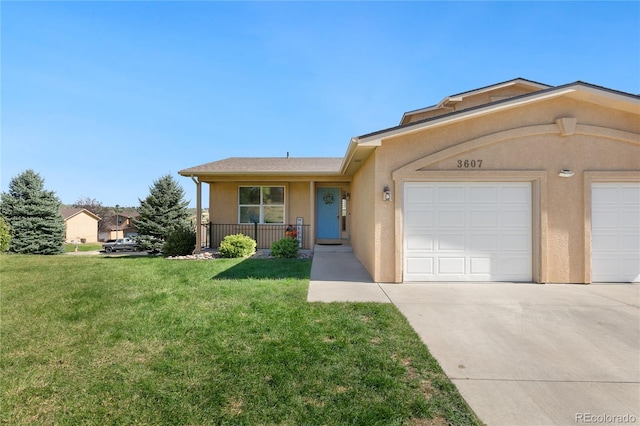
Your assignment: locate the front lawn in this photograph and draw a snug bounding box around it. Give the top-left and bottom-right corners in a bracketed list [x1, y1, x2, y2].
[1, 255, 480, 425]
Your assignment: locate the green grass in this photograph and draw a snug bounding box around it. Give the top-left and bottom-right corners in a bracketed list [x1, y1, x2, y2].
[1, 255, 481, 425]
[64, 243, 103, 252]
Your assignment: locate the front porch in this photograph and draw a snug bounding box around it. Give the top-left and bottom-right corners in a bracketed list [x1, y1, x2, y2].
[206, 223, 312, 250]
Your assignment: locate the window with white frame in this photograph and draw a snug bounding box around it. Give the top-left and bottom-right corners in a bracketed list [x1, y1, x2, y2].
[238, 186, 285, 224]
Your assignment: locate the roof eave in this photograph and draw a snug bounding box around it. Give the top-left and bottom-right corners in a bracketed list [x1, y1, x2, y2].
[63, 208, 101, 221]
[178, 170, 343, 177]
[399, 78, 552, 125]
[360, 82, 640, 145]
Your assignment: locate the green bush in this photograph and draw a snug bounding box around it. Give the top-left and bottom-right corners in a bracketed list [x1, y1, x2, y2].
[218, 234, 256, 258]
[163, 227, 196, 257]
[0, 217, 11, 253]
[270, 237, 299, 258]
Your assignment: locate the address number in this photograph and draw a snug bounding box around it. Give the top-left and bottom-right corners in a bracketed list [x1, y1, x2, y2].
[457, 159, 483, 169]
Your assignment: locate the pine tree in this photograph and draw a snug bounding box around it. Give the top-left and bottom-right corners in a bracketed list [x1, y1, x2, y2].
[134, 175, 190, 242]
[0, 169, 66, 254]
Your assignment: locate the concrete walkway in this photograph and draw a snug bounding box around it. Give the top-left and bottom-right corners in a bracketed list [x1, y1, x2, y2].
[307, 244, 391, 303]
[307, 245, 640, 426]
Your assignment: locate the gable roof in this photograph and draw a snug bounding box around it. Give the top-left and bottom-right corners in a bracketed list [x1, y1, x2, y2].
[400, 78, 551, 125]
[179, 157, 343, 176]
[361, 81, 639, 142]
[60, 208, 101, 221]
[341, 81, 640, 174]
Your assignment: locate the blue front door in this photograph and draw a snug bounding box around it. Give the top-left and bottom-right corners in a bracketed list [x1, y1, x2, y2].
[316, 187, 340, 239]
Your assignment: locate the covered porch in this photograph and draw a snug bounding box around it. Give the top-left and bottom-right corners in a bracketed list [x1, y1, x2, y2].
[179, 157, 352, 253]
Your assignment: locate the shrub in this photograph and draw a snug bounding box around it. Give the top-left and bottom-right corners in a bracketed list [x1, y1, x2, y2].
[218, 234, 256, 258]
[0, 217, 11, 253]
[163, 226, 196, 257]
[270, 237, 299, 258]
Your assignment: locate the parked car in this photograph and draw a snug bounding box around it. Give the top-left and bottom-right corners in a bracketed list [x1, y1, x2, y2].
[102, 238, 139, 253]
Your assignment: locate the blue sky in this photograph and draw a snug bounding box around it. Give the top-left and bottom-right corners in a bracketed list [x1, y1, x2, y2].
[2, 1, 639, 208]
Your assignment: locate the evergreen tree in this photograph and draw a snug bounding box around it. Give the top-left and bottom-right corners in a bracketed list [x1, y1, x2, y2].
[134, 175, 190, 242]
[0, 169, 66, 254]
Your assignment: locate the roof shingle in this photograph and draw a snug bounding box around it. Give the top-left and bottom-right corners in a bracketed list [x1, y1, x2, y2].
[179, 157, 343, 175]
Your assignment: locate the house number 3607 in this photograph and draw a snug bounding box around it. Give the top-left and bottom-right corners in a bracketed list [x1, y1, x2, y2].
[457, 159, 483, 168]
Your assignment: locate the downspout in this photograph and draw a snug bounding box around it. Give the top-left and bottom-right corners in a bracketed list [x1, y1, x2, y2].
[191, 176, 202, 254]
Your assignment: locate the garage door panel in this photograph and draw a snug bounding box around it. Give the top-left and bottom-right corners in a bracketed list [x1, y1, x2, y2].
[470, 210, 498, 227]
[438, 257, 466, 274]
[592, 186, 618, 204]
[406, 233, 435, 250]
[621, 187, 640, 204]
[499, 210, 530, 227]
[592, 211, 618, 227]
[437, 211, 465, 227]
[622, 211, 640, 228]
[592, 234, 617, 251]
[404, 182, 532, 282]
[469, 185, 498, 203]
[500, 185, 531, 203]
[405, 186, 435, 203]
[437, 187, 466, 203]
[405, 210, 435, 227]
[470, 234, 498, 251]
[622, 258, 640, 275]
[500, 257, 531, 276]
[592, 182, 640, 283]
[470, 257, 492, 274]
[438, 234, 466, 251]
[501, 234, 530, 251]
[621, 235, 640, 252]
[406, 257, 434, 274]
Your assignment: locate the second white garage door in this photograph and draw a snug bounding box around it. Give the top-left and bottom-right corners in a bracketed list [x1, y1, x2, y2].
[403, 182, 532, 282]
[591, 182, 640, 283]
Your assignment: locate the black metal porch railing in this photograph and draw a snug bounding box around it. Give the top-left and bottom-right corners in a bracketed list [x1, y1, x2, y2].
[207, 223, 311, 250]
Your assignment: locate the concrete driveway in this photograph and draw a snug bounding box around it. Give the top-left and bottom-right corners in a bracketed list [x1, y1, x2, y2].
[308, 247, 639, 424]
[379, 283, 640, 426]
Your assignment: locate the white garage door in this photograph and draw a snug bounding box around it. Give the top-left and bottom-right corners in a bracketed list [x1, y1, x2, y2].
[591, 183, 640, 283]
[403, 182, 532, 282]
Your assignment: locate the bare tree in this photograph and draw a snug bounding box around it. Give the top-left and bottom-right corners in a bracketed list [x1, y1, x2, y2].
[73, 196, 110, 219]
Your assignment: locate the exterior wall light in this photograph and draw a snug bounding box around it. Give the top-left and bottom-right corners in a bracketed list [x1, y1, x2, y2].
[558, 170, 574, 178]
[383, 186, 391, 201]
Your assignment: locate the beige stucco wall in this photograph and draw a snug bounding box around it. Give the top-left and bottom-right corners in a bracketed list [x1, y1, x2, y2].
[356, 96, 639, 283]
[65, 213, 99, 243]
[206, 177, 350, 247]
[208, 180, 313, 225]
[288, 181, 311, 225]
[350, 153, 377, 279]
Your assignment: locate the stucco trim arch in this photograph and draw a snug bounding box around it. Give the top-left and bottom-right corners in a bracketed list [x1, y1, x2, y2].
[391, 124, 640, 180]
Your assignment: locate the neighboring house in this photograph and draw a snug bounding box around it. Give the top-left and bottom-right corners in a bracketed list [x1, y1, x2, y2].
[180, 78, 640, 284]
[61, 208, 100, 243]
[98, 210, 139, 241]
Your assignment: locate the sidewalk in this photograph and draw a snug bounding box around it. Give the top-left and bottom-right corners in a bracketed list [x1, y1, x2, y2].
[306, 244, 391, 303]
